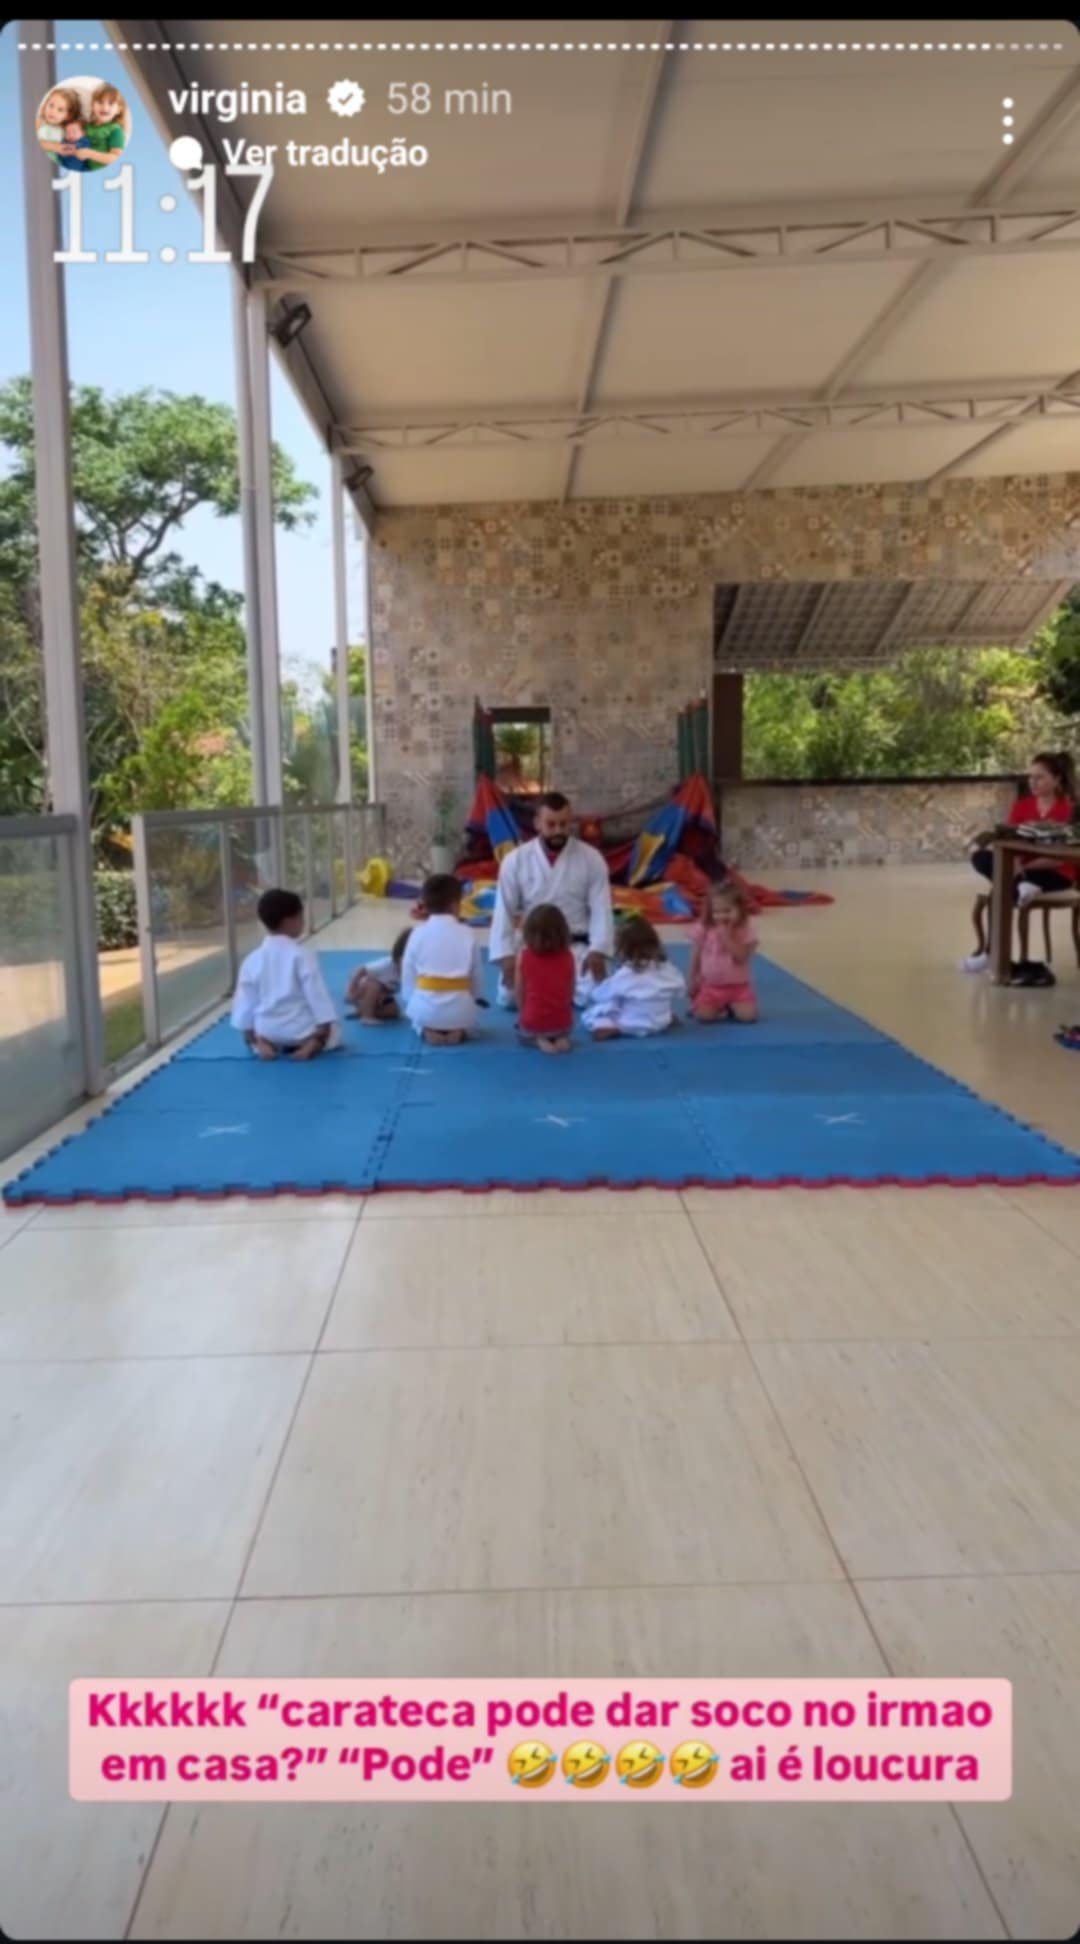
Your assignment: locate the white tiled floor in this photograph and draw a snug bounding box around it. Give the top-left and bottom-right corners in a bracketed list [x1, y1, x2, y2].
[3, 867, 1080, 1939]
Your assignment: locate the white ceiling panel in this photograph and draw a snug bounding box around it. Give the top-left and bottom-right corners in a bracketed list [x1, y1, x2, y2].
[951, 417, 1080, 477]
[571, 437, 779, 498]
[594, 264, 913, 398]
[639, 39, 1072, 207]
[370, 448, 565, 504]
[853, 257, 1080, 387]
[304, 281, 595, 412]
[766, 425, 990, 487]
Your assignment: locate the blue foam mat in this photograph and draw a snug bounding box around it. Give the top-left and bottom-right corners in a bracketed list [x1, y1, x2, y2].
[6, 948, 1080, 1201]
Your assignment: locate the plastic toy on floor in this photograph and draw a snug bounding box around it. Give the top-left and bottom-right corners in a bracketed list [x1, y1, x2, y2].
[1055, 1023, 1080, 1051]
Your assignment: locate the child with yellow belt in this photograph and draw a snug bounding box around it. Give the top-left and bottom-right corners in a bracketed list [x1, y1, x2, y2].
[400, 875, 486, 1045]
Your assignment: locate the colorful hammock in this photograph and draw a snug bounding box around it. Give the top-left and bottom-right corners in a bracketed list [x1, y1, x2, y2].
[387, 775, 832, 924]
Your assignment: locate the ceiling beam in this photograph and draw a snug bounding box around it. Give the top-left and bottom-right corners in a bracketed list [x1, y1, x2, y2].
[336, 383, 1080, 452]
[741, 63, 1080, 492]
[255, 202, 1080, 295]
[926, 363, 1080, 485]
[257, 189, 1080, 256]
[559, 22, 675, 501]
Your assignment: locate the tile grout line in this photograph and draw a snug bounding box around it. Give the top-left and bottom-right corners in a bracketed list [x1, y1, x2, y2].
[993, 1188, 1080, 1264]
[844, 1576, 1015, 1941]
[7, 1329, 1080, 1367]
[734, 1342, 853, 1588]
[680, 1199, 746, 1342]
[120, 1201, 363, 1944]
[6, 1564, 1080, 1613]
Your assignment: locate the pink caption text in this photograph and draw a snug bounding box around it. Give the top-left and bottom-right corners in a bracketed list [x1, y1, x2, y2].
[69, 1678, 1012, 1803]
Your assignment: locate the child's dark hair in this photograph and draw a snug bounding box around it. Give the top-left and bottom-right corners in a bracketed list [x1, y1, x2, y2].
[257, 887, 303, 932]
[421, 873, 462, 916]
[523, 902, 571, 955]
[1032, 750, 1077, 801]
[391, 927, 412, 963]
[704, 880, 752, 926]
[617, 916, 665, 969]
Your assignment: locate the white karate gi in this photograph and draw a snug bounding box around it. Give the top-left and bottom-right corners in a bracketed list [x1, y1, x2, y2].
[582, 959, 686, 1037]
[488, 836, 615, 1007]
[231, 935, 342, 1049]
[401, 914, 486, 1036]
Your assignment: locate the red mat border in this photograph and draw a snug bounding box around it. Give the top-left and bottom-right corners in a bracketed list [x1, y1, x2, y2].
[6, 1172, 1080, 1209]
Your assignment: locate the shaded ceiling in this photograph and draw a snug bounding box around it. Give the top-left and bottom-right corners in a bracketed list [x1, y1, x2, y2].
[115, 17, 1080, 508]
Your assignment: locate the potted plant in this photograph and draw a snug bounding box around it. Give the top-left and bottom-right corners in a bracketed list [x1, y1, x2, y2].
[430, 786, 458, 874]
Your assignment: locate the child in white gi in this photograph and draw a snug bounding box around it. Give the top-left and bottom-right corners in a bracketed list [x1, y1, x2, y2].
[582, 917, 685, 1040]
[401, 874, 486, 1045]
[231, 887, 342, 1059]
[345, 928, 411, 1023]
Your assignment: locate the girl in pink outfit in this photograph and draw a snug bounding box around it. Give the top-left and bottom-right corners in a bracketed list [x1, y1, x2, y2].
[689, 881, 759, 1023]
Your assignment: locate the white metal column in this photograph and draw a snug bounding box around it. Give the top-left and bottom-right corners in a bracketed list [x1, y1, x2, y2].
[232, 270, 268, 809]
[237, 282, 285, 883]
[330, 454, 352, 804]
[358, 512, 378, 803]
[20, 24, 105, 1094]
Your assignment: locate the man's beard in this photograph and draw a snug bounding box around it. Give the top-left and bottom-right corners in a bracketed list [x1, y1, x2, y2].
[543, 833, 569, 851]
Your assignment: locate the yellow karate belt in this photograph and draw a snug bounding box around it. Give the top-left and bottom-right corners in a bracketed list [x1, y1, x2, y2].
[415, 974, 472, 991]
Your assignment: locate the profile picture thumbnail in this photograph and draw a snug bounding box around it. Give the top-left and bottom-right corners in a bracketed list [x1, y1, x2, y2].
[37, 75, 132, 173]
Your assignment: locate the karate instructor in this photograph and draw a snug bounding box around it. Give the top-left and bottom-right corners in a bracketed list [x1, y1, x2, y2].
[488, 791, 615, 1008]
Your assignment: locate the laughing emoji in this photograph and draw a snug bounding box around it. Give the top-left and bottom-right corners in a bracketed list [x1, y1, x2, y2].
[616, 1740, 665, 1788]
[561, 1740, 611, 1789]
[670, 1740, 720, 1788]
[508, 1741, 557, 1789]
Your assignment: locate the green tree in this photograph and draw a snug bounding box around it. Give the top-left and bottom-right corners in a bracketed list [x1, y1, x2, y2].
[1033, 590, 1080, 720]
[281, 645, 369, 807]
[744, 641, 1077, 780]
[0, 378, 316, 830]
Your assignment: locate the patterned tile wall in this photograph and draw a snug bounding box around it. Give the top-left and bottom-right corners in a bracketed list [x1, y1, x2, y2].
[369, 476, 1080, 872]
[721, 780, 1017, 870]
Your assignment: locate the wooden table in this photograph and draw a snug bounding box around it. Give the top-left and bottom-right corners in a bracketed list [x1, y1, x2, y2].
[989, 835, 1080, 983]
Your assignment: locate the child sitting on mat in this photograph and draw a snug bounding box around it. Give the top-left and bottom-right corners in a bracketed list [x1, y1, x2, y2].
[231, 887, 342, 1060]
[582, 917, 685, 1040]
[689, 881, 759, 1023]
[345, 928, 411, 1024]
[401, 873, 485, 1046]
[516, 902, 575, 1054]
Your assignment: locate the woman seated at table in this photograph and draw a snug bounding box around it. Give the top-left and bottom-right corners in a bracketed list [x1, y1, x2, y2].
[962, 750, 1077, 971]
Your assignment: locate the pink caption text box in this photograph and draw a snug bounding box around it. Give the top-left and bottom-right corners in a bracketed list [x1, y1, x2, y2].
[70, 1677, 1012, 1803]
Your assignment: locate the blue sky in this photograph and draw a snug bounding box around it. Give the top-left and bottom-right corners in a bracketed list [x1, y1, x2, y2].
[0, 20, 366, 694]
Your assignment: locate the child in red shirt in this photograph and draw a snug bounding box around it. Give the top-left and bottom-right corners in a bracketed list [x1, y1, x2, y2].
[515, 903, 575, 1053]
[689, 881, 759, 1023]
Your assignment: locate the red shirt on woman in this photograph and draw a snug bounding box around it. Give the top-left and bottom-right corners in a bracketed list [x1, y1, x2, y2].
[1008, 793, 1076, 881]
[518, 947, 575, 1034]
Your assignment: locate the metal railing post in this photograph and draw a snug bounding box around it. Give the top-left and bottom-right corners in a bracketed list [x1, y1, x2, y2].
[303, 815, 315, 935]
[344, 808, 356, 908]
[132, 815, 161, 1051]
[220, 821, 238, 992]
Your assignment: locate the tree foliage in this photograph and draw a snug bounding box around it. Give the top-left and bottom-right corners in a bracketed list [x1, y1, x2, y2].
[0, 378, 320, 843]
[744, 640, 1078, 780]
